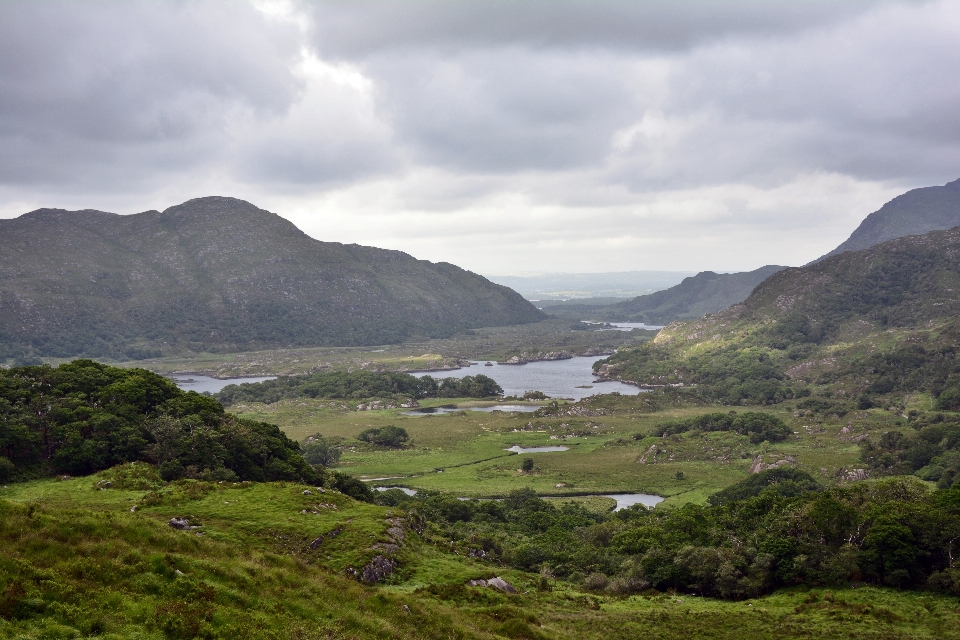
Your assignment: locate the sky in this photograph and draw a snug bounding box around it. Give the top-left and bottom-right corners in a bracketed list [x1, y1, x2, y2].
[1, 0, 957, 274]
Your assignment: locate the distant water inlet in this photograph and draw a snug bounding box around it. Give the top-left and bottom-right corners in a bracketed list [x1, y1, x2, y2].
[505, 445, 569, 453]
[170, 374, 277, 394]
[404, 404, 542, 416]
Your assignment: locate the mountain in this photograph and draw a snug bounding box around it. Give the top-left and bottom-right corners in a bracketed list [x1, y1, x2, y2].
[814, 178, 960, 262]
[595, 265, 788, 324]
[595, 226, 960, 406]
[0, 197, 544, 361]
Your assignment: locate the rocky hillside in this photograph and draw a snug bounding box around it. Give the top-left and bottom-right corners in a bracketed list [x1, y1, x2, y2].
[0, 197, 544, 360]
[595, 226, 960, 406]
[814, 178, 960, 262]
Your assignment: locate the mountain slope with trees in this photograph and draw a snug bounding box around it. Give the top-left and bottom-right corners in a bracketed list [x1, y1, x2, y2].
[814, 178, 960, 262]
[595, 226, 960, 406]
[0, 197, 544, 361]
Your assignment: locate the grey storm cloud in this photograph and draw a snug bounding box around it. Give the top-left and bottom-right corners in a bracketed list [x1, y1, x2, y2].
[0, 0, 957, 272]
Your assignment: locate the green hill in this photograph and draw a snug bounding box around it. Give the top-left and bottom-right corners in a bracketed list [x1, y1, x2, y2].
[814, 177, 960, 262]
[595, 226, 960, 406]
[0, 197, 544, 361]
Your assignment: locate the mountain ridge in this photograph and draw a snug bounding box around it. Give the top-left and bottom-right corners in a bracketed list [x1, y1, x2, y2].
[0, 196, 545, 361]
[813, 178, 960, 263]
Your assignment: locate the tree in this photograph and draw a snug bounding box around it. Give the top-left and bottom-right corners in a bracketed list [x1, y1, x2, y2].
[521, 458, 534, 472]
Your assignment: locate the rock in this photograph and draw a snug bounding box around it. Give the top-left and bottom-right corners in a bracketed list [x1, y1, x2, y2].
[500, 355, 528, 365]
[840, 426, 851, 434]
[58, 475, 71, 482]
[485, 577, 518, 593]
[838, 467, 869, 481]
[401, 604, 411, 614]
[168, 517, 201, 531]
[309, 528, 341, 549]
[129, 506, 137, 513]
[302, 490, 313, 495]
[360, 555, 396, 584]
[637, 445, 658, 465]
[174, 569, 185, 576]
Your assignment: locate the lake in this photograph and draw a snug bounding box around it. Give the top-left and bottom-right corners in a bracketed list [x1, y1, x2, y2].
[426, 355, 641, 400]
[404, 404, 542, 416]
[169, 374, 277, 394]
[505, 445, 569, 453]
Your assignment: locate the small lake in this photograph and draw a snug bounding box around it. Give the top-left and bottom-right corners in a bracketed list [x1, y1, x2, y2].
[607, 322, 664, 331]
[371, 487, 662, 511]
[375, 487, 417, 496]
[169, 374, 277, 394]
[426, 356, 641, 400]
[505, 445, 569, 453]
[596, 493, 665, 511]
[404, 404, 542, 416]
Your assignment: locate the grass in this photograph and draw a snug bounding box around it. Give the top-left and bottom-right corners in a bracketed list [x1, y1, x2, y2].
[2, 475, 960, 639]
[230, 394, 907, 504]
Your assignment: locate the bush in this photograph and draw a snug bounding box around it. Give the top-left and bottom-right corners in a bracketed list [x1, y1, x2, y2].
[0, 456, 14, 483]
[357, 425, 409, 448]
[521, 458, 534, 472]
[709, 468, 821, 506]
[301, 435, 341, 467]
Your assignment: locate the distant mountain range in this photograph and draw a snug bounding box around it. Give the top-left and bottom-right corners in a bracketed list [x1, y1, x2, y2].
[558, 178, 960, 326]
[813, 178, 960, 263]
[597, 265, 787, 325]
[596, 225, 960, 404]
[0, 197, 544, 361]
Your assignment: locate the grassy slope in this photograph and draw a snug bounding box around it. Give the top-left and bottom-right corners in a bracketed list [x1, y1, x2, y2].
[3, 476, 959, 639]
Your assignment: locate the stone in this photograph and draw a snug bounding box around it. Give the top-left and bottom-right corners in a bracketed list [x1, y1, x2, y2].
[168, 517, 201, 531]
[302, 490, 313, 495]
[360, 555, 396, 584]
[485, 577, 518, 593]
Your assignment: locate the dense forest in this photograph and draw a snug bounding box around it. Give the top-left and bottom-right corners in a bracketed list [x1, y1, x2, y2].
[384, 474, 960, 599]
[0, 360, 316, 483]
[215, 370, 503, 406]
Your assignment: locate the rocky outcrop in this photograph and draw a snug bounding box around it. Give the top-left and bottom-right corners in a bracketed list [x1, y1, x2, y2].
[466, 577, 517, 593]
[168, 517, 202, 531]
[637, 445, 658, 465]
[749, 454, 797, 474]
[360, 556, 396, 584]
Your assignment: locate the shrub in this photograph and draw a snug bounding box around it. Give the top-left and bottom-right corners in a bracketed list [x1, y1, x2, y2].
[0, 456, 14, 483]
[357, 425, 409, 448]
[301, 435, 342, 467]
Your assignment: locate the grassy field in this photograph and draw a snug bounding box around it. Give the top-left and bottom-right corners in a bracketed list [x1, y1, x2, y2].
[2, 474, 959, 639]
[39, 319, 653, 379]
[229, 391, 910, 505]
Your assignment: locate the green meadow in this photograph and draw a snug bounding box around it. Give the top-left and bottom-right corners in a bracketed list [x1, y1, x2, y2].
[231, 393, 909, 504]
[3, 472, 959, 639]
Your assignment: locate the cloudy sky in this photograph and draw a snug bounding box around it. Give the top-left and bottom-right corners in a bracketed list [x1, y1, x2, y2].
[1, 1, 957, 274]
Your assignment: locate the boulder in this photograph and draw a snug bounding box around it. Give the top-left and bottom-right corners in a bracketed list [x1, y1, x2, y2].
[168, 517, 201, 531]
[360, 555, 396, 584]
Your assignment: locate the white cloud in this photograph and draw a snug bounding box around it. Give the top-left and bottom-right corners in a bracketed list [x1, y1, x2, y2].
[0, 0, 956, 274]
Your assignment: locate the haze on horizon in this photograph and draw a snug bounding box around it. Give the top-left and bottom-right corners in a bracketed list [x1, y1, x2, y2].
[1, 0, 957, 274]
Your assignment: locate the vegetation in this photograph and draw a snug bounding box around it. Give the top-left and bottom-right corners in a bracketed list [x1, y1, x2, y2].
[216, 370, 503, 406]
[861, 412, 960, 488]
[0, 196, 543, 361]
[357, 425, 410, 448]
[596, 227, 960, 407]
[649, 411, 792, 444]
[0, 360, 316, 484]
